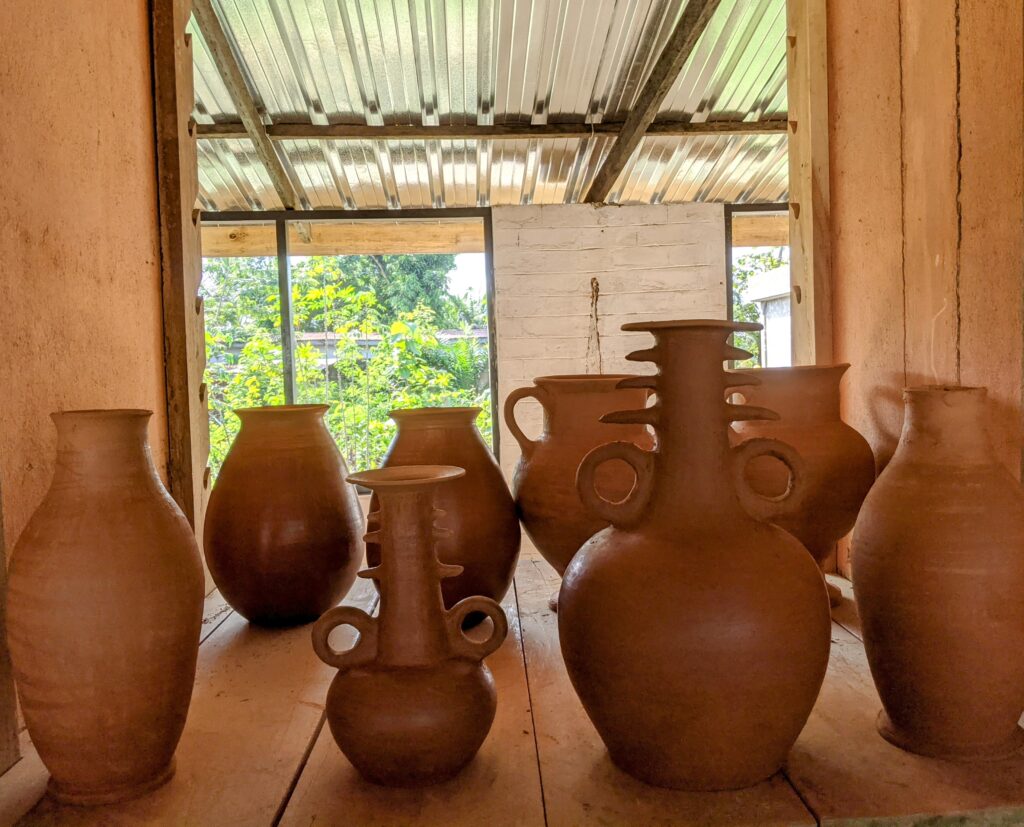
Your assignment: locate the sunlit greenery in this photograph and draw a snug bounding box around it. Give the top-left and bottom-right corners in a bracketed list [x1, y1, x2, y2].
[731, 247, 787, 367]
[202, 254, 490, 477]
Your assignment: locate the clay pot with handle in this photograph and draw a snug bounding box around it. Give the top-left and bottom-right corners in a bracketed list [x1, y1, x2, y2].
[504, 375, 653, 576]
[559, 321, 831, 791]
[731, 364, 875, 606]
[7, 410, 205, 805]
[853, 386, 1024, 760]
[203, 404, 363, 626]
[313, 465, 508, 787]
[366, 407, 520, 609]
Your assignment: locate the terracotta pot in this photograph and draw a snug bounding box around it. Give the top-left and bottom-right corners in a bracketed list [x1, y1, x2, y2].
[313, 466, 508, 787]
[366, 407, 520, 609]
[560, 320, 831, 791]
[853, 386, 1024, 760]
[732, 365, 875, 605]
[203, 404, 363, 626]
[6, 410, 204, 805]
[505, 375, 653, 575]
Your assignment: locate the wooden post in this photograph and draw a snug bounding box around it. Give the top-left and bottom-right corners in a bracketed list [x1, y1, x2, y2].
[151, 0, 210, 543]
[786, 0, 832, 365]
[0, 485, 20, 773]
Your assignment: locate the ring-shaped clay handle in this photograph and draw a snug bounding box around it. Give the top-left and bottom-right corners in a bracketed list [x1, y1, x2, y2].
[575, 441, 654, 528]
[311, 606, 378, 670]
[503, 387, 548, 458]
[446, 596, 509, 661]
[732, 437, 808, 522]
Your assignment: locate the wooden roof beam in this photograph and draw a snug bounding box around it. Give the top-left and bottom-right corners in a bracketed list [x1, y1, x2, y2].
[584, 0, 723, 204]
[191, 0, 301, 210]
[194, 118, 788, 141]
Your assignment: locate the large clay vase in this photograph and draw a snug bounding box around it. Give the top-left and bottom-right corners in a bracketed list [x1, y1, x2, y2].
[6, 410, 204, 805]
[559, 320, 831, 791]
[366, 407, 520, 608]
[313, 466, 508, 787]
[732, 364, 875, 606]
[204, 404, 363, 625]
[853, 386, 1024, 760]
[505, 375, 653, 575]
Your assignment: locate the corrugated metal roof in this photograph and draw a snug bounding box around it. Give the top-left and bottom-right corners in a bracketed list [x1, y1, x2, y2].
[191, 0, 788, 211]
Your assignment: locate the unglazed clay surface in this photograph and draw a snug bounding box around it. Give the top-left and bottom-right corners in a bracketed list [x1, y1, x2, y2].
[559, 321, 831, 791]
[366, 407, 520, 608]
[203, 405, 363, 625]
[6, 410, 204, 805]
[505, 375, 653, 575]
[853, 386, 1024, 760]
[313, 465, 508, 787]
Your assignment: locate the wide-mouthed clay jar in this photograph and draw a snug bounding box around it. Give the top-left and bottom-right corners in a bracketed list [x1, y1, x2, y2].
[366, 407, 520, 608]
[204, 404, 363, 625]
[732, 364, 875, 605]
[7, 410, 204, 805]
[505, 375, 653, 575]
[560, 321, 831, 791]
[313, 466, 508, 787]
[853, 386, 1024, 760]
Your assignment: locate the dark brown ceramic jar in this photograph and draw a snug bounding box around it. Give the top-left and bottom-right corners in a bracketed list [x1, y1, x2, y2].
[367, 407, 520, 608]
[7, 410, 204, 805]
[313, 466, 508, 787]
[505, 375, 653, 575]
[853, 386, 1024, 760]
[732, 365, 875, 605]
[203, 404, 363, 626]
[560, 321, 831, 791]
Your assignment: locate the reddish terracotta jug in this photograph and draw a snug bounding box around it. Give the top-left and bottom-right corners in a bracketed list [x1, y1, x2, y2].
[313, 466, 508, 787]
[203, 404, 363, 626]
[732, 365, 875, 606]
[6, 410, 204, 805]
[853, 386, 1024, 760]
[366, 407, 520, 609]
[505, 375, 653, 575]
[560, 321, 831, 791]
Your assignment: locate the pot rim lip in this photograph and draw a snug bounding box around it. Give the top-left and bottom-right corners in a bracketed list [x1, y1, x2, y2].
[234, 403, 330, 416]
[52, 408, 153, 419]
[533, 373, 640, 390]
[389, 406, 481, 420]
[347, 464, 466, 488]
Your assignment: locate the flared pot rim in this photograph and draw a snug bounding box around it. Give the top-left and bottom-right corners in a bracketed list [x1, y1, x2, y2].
[389, 406, 482, 420]
[621, 318, 761, 333]
[904, 384, 985, 395]
[233, 403, 330, 416]
[51, 408, 153, 421]
[736, 363, 851, 374]
[347, 464, 466, 489]
[533, 373, 641, 392]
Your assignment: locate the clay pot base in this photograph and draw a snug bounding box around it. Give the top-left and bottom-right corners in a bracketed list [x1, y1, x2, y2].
[877, 711, 1024, 762]
[47, 759, 175, 806]
[607, 750, 776, 792]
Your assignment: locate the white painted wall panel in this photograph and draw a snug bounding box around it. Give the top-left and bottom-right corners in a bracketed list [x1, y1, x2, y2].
[492, 203, 726, 479]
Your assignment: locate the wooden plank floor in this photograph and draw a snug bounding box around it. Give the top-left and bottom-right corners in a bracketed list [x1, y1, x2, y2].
[3, 547, 1024, 825]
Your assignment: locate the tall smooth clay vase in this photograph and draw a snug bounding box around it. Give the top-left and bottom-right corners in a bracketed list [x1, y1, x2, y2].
[732, 364, 875, 606]
[853, 386, 1024, 760]
[366, 407, 520, 608]
[6, 410, 204, 805]
[204, 404, 363, 625]
[313, 466, 508, 787]
[505, 375, 653, 576]
[560, 321, 831, 791]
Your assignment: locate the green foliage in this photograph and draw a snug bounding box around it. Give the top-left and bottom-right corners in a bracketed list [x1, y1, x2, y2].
[731, 247, 787, 367]
[201, 254, 491, 478]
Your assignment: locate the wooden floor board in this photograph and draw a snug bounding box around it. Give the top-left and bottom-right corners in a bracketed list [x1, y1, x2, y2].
[515, 544, 817, 827]
[17, 578, 378, 826]
[200, 588, 233, 644]
[787, 622, 1024, 825]
[277, 587, 546, 826]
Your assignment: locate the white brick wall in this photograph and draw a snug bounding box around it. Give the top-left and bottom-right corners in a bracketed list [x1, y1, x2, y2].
[492, 203, 727, 479]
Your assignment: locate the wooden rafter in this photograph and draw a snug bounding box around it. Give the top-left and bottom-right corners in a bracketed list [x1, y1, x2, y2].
[584, 0, 723, 203]
[191, 0, 300, 210]
[195, 118, 788, 141]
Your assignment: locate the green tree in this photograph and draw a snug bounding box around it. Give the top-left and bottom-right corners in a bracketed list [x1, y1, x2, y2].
[731, 248, 787, 367]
